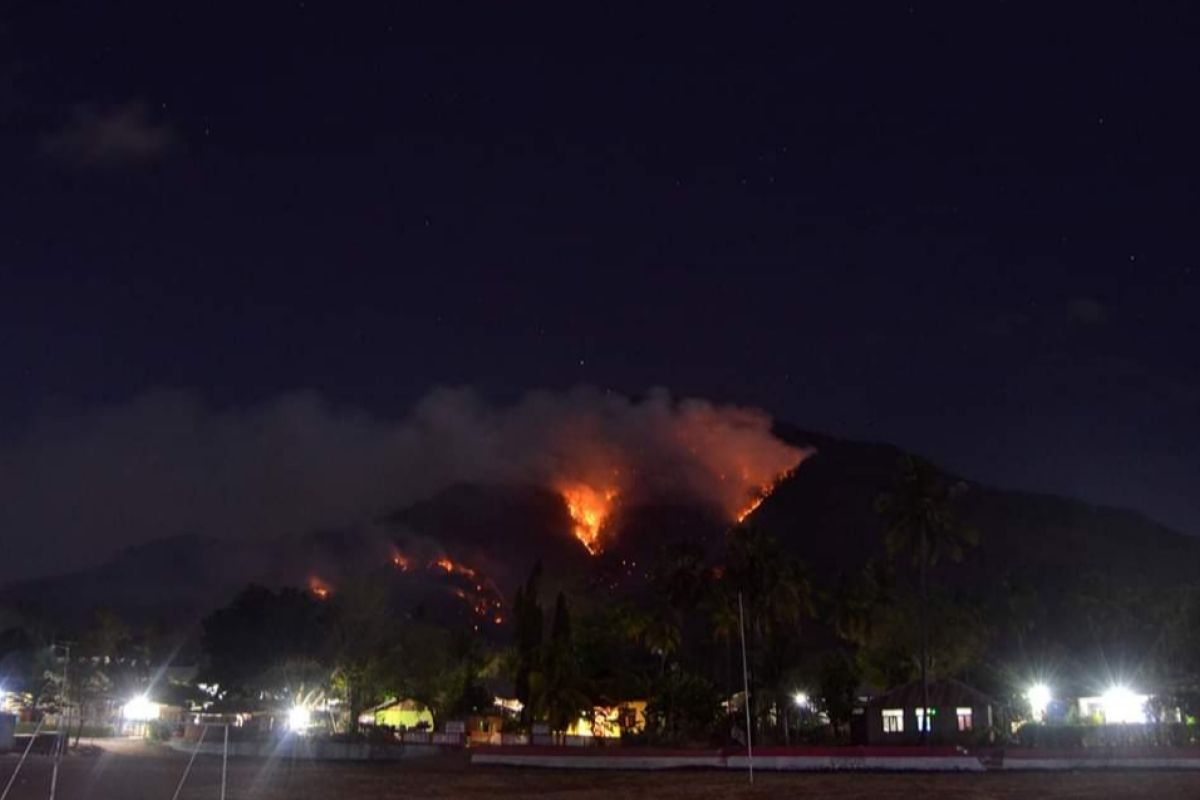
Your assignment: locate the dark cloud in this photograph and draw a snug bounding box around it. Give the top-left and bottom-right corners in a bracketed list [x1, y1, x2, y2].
[1066, 296, 1108, 325]
[40, 101, 175, 167]
[0, 387, 803, 582]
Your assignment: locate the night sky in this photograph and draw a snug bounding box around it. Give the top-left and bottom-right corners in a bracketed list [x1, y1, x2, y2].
[3, 3, 1199, 579]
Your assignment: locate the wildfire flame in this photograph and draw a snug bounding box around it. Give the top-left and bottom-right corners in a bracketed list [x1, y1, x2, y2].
[308, 576, 331, 600]
[431, 556, 476, 579]
[734, 468, 796, 523]
[390, 547, 506, 624]
[559, 483, 618, 555]
[735, 495, 766, 523]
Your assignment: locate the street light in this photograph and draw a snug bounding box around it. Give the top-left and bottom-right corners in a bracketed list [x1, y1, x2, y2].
[1026, 683, 1052, 721]
[1100, 684, 1147, 724]
[122, 695, 160, 722]
[287, 705, 312, 733]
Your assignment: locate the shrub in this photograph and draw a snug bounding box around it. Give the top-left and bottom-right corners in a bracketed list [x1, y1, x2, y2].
[1014, 722, 1085, 749]
[146, 721, 173, 742]
[1016, 722, 1200, 749]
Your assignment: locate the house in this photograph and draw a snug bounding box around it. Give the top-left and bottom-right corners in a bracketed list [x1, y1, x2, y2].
[364, 698, 433, 731]
[564, 701, 647, 739]
[464, 713, 506, 745]
[865, 678, 1002, 745]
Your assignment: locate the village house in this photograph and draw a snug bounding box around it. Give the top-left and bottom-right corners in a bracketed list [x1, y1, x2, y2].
[865, 678, 1003, 745]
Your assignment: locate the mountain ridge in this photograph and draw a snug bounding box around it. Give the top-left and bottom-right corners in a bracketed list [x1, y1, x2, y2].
[3, 425, 1196, 628]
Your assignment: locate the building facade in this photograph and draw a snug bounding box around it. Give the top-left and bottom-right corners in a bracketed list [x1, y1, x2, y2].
[865, 678, 1002, 745]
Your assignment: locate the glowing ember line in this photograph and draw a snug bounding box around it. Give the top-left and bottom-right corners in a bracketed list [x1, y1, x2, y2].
[735, 495, 766, 523]
[734, 468, 796, 523]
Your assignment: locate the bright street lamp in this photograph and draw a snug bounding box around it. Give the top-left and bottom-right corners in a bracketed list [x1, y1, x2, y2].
[287, 705, 312, 733]
[1026, 683, 1052, 721]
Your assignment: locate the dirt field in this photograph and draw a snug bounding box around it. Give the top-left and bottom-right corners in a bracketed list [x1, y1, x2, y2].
[4, 740, 1200, 799]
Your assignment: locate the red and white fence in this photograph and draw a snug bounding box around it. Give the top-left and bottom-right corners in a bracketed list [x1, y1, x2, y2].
[470, 744, 1200, 772]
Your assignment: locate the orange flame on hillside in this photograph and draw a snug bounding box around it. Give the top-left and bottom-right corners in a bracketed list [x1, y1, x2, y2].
[559, 483, 619, 555]
[308, 576, 331, 600]
[733, 468, 797, 523]
[389, 547, 505, 624]
[432, 556, 477, 579]
[735, 496, 765, 523]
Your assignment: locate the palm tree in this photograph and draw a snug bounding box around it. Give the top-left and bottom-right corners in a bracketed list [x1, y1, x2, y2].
[726, 528, 813, 649]
[654, 540, 710, 620]
[723, 527, 813, 740]
[646, 540, 709, 674]
[876, 455, 977, 742]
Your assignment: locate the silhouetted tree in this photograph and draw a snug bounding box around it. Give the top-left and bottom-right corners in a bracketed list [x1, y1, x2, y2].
[326, 578, 396, 732]
[876, 455, 976, 741]
[512, 562, 544, 726]
[532, 592, 589, 732]
[200, 585, 328, 703]
[722, 527, 814, 740]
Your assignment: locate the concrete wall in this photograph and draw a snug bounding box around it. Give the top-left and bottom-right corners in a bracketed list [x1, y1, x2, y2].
[168, 735, 447, 761]
[470, 745, 1200, 772]
[472, 747, 725, 770]
[1001, 749, 1200, 770]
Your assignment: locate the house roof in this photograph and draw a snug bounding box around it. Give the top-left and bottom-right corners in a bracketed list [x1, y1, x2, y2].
[866, 678, 998, 709]
[365, 697, 427, 714]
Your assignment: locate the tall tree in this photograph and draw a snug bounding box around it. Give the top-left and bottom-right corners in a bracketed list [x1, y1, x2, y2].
[876, 455, 977, 742]
[81, 608, 131, 660]
[326, 578, 395, 732]
[512, 562, 544, 727]
[200, 585, 329, 704]
[722, 527, 813, 739]
[653, 540, 710, 622]
[533, 592, 589, 732]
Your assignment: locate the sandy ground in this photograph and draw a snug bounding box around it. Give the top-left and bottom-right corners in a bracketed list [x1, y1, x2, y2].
[3, 739, 1200, 799]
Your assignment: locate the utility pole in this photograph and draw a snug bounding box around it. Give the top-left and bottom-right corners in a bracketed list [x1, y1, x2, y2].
[221, 724, 229, 800]
[737, 592, 753, 785]
[48, 642, 71, 800]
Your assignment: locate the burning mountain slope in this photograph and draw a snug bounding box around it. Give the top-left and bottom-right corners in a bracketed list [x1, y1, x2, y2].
[4, 426, 1200, 630]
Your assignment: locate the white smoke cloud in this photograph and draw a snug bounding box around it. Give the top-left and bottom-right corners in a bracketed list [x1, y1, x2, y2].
[0, 387, 806, 581]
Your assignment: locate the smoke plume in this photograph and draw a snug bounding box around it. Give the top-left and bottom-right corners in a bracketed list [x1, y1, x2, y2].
[0, 386, 807, 580]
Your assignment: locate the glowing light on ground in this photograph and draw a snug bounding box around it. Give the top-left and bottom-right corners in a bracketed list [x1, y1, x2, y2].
[308, 576, 331, 600]
[559, 483, 618, 555]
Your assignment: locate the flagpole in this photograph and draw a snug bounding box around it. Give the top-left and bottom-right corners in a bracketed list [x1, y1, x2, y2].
[737, 592, 753, 785]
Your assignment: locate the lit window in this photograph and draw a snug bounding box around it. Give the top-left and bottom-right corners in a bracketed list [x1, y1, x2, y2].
[956, 707, 973, 731]
[882, 708, 904, 733]
[915, 707, 935, 732]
